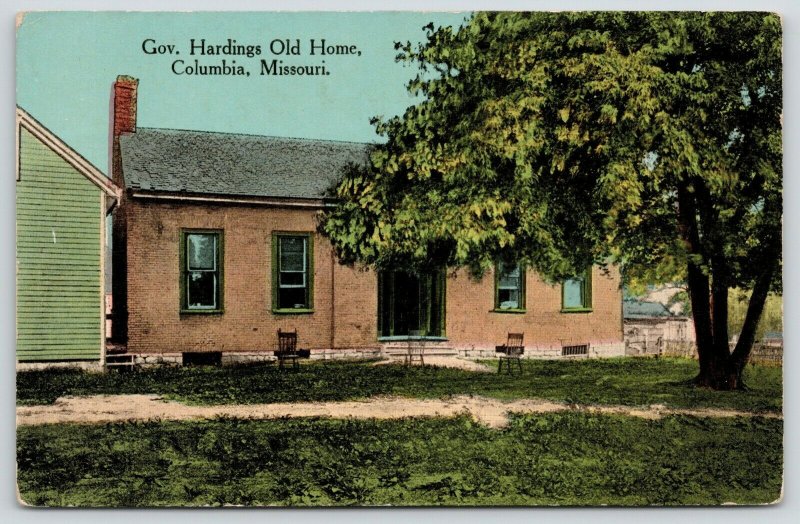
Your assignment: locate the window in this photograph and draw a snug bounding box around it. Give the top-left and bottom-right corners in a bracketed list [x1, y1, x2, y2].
[495, 262, 525, 311]
[272, 233, 313, 312]
[562, 268, 592, 311]
[181, 230, 223, 312]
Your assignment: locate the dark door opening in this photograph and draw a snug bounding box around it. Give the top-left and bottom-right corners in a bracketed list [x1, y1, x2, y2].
[378, 270, 445, 337]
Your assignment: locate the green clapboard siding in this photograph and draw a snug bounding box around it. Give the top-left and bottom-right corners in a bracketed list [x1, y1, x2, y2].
[16, 127, 103, 361]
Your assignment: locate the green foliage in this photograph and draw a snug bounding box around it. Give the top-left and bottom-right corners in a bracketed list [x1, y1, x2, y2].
[667, 289, 692, 316]
[16, 358, 782, 413]
[320, 11, 782, 287]
[729, 290, 783, 341]
[17, 414, 782, 506]
[319, 12, 782, 384]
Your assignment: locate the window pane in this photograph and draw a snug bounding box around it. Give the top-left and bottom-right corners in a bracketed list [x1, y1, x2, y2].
[498, 270, 520, 289]
[188, 271, 216, 308]
[498, 263, 520, 287]
[280, 271, 305, 287]
[563, 277, 585, 308]
[187, 234, 215, 270]
[278, 287, 307, 309]
[498, 288, 519, 309]
[280, 237, 305, 272]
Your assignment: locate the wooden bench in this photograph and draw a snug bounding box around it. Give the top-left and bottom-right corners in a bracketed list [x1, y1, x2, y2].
[496, 333, 524, 374]
[105, 345, 136, 371]
[105, 353, 136, 370]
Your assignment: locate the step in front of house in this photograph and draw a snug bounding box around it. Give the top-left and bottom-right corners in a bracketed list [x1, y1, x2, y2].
[381, 341, 458, 358]
[105, 353, 136, 369]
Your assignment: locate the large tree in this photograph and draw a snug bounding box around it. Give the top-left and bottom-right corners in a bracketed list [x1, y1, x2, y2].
[320, 12, 782, 390]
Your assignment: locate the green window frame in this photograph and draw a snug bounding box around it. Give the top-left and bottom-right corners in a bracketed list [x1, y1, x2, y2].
[561, 268, 593, 312]
[180, 229, 224, 314]
[494, 261, 526, 313]
[272, 232, 314, 314]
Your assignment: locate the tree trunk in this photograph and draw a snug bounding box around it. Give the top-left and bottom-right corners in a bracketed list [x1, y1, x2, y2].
[696, 254, 736, 388]
[675, 180, 773, 390]
[694, 350, 740, 390]
[689, 278, 741, 389]
[676, 181, 719, 386]
[692, 250, 778, 390]
[675, 178, 779, 391]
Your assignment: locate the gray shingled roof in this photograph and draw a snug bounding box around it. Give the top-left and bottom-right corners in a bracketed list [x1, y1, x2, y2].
[119, 128, 371, 199]
[623, 299, 673, 319]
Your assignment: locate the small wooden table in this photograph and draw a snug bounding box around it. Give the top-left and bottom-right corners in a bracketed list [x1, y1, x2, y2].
[405, 330, 426, 366]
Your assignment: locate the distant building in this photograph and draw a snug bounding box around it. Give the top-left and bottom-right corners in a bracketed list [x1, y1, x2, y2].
[623, 299, 694, 356]
[16, 107, 120, 366]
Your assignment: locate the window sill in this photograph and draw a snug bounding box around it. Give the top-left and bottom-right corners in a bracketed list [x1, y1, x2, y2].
[180, 309, 224, 315]
[491, 308, 527, 314]
[561, 307, 593, 314]
[272, 308, 315, 315]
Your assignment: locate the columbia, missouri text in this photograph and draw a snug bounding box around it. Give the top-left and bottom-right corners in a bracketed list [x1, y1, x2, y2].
[141, 37, 360, 77]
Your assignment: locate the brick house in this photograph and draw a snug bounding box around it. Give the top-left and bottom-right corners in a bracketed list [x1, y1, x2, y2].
[111, 76, 624, 364]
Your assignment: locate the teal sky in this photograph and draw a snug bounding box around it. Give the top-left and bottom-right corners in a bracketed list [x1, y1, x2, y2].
[16, 11, 468, 174]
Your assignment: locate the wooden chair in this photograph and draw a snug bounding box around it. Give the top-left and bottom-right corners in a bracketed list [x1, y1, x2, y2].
[276, 329, 300, 370]
[496, 333, 524, 374]
[405, 329, 426, 366]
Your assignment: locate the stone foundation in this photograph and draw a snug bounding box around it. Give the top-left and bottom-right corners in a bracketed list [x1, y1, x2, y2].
[16, 360, 105, 372]
[309, 348, 383, 360]
[127, 347, 384, 367]
[456, 341, 626, 360]
[17, 342, 625, 370]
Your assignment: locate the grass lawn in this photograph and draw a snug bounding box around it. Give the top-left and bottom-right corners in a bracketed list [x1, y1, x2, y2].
[16, 358, 783, 506]
[17, 357, 782, 413]
[17, 413, 782, 507]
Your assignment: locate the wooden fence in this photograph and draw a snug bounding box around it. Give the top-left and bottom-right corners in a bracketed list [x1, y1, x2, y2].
[661, 340, 783, 367]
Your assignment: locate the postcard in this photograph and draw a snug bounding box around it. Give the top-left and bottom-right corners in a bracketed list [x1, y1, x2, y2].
[15, 11, 783, 507]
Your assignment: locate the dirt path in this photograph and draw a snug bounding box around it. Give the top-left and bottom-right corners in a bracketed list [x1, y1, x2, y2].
[372, 356, 494, 372]
[16, 394, 781, 429]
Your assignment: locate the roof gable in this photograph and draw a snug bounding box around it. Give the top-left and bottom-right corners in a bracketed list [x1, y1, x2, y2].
[16, 106, 120, 201]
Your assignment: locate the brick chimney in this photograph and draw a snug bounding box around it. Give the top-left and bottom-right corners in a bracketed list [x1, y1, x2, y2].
[113, 75, 138, 137]
[110, 75, 138, 345]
